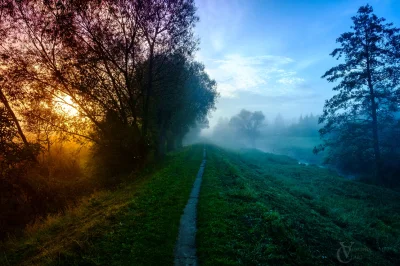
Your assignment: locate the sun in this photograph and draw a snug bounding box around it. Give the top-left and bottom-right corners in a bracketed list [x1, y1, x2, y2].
[54, 94, 80, 117]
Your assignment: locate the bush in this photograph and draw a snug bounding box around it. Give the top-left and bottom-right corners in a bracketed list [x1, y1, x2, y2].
[0, 141, 93, 240]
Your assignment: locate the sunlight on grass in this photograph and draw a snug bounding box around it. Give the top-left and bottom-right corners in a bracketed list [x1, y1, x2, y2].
[0, 145, 203, 266]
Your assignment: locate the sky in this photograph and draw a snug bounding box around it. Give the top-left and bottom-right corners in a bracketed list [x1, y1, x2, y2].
[193, 0, 400, 133]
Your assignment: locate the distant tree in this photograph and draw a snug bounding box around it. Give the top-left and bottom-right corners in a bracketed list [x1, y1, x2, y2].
[286, 113, 319, 137]
[229, 109, 265, 147]
[273, 113, 285, 135]
[316, 5, 400, 183]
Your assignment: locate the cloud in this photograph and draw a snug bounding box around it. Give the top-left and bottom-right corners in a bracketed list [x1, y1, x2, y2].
[205, 54, 309, 98]
[277, 76, 305, 85]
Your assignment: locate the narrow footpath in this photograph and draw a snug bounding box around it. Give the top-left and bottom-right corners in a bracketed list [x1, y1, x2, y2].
[174, 147, 207, 266]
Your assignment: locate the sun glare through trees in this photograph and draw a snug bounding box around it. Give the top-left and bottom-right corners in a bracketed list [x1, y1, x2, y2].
[1, 1, 400, 265]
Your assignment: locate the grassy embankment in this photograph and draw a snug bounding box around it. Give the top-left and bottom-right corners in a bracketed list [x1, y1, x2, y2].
[1, 145, 203, 266]
[2, 144, 399, 266]
[197, 145, 400, 265]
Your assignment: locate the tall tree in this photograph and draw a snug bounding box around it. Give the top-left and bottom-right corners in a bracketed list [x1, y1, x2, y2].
[0, 0, 201, 156]
[317, 5, 400, 182]
[136, 0, 198, 139]
[152, 56, 217, 155]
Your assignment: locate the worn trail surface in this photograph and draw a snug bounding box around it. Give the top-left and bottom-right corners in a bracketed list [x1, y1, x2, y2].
[174, 147, 206, 266]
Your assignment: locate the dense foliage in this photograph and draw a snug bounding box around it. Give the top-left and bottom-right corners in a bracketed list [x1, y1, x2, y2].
[0, 0, 217, 238]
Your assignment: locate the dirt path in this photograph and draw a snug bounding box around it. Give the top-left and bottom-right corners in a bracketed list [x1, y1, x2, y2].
[174, 147, 206, 266]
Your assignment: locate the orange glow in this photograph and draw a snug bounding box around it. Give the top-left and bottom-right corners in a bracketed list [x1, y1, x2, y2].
[54, 94, 79, 117]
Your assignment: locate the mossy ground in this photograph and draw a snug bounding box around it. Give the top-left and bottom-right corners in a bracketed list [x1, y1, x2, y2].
[197, 145, 400, 265]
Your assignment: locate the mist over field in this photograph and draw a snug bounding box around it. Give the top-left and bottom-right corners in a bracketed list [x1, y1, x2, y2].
[183, 0, 400, 184]
[184, 110, 324, 166]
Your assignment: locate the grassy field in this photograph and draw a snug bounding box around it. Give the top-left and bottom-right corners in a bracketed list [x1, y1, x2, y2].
[0, 145, 203, 266]
[197, 145, 400, 265]
[2, 144, 400, 265]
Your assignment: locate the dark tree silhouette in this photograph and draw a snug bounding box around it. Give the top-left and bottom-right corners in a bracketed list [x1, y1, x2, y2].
[0, 0, 217, 236]
[316, 5, 400, 183]
[151, 54, 217, 156]
[138, 0, 199, 140]
[0, 0, 212, 158]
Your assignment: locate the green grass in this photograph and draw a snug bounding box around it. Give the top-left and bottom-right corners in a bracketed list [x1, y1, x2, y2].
[0, 145, 203, 266]
[3, 144, 400, 265]
[197, 145, 400, 265]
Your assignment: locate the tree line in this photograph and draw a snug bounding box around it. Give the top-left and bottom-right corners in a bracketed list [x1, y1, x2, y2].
[268, 113, 320, 137]
[211, 110, 320, 148]
[0, 0, 217, 238]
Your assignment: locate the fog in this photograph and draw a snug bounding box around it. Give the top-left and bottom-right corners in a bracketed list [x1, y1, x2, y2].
[193, 0, 400, 141]
[183, 0, 400, 185]
[184, 110, 323, 166]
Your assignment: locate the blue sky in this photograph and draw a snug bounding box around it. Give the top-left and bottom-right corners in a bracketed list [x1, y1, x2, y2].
[194, 0, 400, 131]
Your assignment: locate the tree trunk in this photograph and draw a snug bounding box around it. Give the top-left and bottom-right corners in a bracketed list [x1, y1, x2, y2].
[369, 92, 383, 182]
[366, 55, 383, 183]
[176, 135, 183, 149]
[157, 121, 166, 157]
[166, 135, 175, 152]
[142, 44, 154, 139]
[0, 88, 37, 162]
